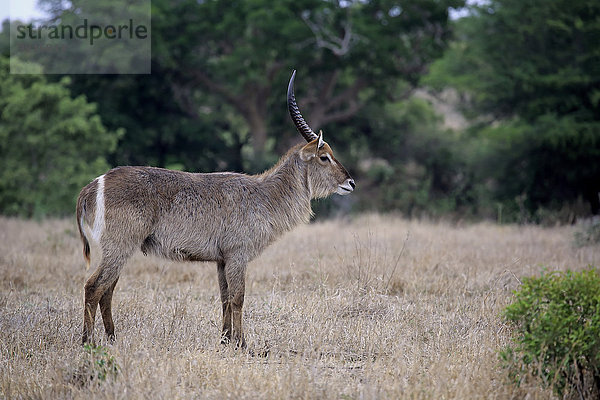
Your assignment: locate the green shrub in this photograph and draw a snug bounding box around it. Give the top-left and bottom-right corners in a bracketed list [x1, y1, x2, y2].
[0, 57, 121, 217]
[73, 344, 119, 385]
[501, 268, 600, 398]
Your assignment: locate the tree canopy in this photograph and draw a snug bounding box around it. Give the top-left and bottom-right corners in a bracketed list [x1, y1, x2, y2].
[41, 0, 462, 170]
[425, 0, 600, 219]
[1, 0, 598, 221]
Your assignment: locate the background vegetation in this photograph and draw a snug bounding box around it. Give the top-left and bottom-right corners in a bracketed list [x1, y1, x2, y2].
[1, 0, 598, 221]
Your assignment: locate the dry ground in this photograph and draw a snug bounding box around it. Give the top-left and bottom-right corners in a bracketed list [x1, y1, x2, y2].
[0, 214, 598, 399]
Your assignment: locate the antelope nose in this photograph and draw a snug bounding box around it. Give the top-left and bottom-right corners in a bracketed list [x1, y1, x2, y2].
[349, 179, 355, 190]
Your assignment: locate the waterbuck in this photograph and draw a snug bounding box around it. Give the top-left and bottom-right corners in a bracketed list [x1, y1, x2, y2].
[76, 70, 355, 347]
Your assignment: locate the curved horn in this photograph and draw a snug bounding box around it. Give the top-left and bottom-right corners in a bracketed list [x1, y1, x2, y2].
[287, 70, 318, 142]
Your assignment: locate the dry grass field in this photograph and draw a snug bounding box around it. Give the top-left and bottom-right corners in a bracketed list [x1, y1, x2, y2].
[1, 214, 599, 399]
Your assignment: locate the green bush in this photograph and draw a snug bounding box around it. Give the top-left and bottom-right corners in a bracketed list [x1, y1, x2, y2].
[74, 344, 119, 385]
[0, 57, 121, 217]
[501, 268, 600, 398]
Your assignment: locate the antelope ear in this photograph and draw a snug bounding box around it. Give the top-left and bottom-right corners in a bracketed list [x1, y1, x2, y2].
[317, 130, 325, 149]
[300, 130, 324, 161]
[300, 141, 316, 161]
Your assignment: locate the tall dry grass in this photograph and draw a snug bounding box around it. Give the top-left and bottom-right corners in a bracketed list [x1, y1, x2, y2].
[1, 214, 598, 399]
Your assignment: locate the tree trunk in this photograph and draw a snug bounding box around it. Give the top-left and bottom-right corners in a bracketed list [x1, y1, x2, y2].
[247, 111, 268, 161]
[242, 85, 270, 163]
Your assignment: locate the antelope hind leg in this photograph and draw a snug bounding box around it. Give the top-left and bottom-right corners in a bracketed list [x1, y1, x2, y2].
[99, 277, 119, 342]
[82, 255, 126, 345]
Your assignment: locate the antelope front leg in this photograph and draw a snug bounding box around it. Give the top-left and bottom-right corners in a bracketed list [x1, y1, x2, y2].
[225, 258, 247, 349]
[217, 261, 231, 344]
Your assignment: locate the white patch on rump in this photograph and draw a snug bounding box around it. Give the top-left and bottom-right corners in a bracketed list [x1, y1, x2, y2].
[92, 174, 105, 242]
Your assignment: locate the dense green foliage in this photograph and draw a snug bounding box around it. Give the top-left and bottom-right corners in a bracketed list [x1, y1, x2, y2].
[0, 57, 121, 217]
[425, 0, 600, 220]
[429, 0, 600, 121]
[501, 268, 600, 398]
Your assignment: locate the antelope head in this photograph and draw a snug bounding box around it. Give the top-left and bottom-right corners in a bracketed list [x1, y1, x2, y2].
[287, 70, 356, 198]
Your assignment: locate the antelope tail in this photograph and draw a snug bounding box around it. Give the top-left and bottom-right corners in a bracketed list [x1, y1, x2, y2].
[76, 194, 91, 270]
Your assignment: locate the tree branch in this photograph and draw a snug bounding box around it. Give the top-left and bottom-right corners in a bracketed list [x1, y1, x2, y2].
[302, 12, 357, 56]
[325, 78, 367, 111]
[321, 70, 339, 102]
[319, 98, 364, 126]
[308, 77, 367, 129]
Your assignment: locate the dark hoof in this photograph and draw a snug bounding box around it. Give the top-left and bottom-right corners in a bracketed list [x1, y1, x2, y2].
[220, 335, 230, 345]
[81, 335, 92, 346]
[235, 338, 246, 350]
[220, 335, 245, 350]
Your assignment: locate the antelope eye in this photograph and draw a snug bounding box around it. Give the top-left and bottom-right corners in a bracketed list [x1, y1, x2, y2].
[320, 155, 329, 162]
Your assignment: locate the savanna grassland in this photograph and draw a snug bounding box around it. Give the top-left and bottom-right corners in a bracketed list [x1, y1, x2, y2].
[1, 214, 598, 399]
